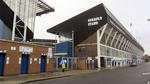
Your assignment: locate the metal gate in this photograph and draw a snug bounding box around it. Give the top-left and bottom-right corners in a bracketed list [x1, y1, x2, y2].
[54, 56, 78, 71]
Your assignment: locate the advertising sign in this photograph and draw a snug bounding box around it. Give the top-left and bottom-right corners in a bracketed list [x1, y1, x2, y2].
[47, 48, 52, 58]
[19, 46, 33, 53]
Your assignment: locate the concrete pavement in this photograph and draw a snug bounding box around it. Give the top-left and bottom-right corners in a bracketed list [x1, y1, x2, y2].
[0, 70, 99, 84]
[25, 63, 150, 84]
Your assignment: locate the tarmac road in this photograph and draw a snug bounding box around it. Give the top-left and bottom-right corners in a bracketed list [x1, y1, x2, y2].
[26, 63, 150, 84]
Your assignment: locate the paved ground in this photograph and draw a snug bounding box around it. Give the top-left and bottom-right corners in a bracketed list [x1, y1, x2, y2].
[26, 63, 150, 84]
[0, 70, 98, 84]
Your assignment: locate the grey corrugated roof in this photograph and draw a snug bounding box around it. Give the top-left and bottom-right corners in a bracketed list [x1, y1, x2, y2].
[36, 0, 55, 16]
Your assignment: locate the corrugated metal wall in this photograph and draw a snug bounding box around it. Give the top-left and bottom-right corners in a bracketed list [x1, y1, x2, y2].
[0, 20, 3, 39]
[0, 19, 12, 40]
[55, 41, 72, 57]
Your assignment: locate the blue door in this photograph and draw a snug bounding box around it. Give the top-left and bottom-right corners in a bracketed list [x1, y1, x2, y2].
[40, 56, 46, 72]
[90, 60, 92, 70]
[0, 54, 5, 76]
[21, 55, 29, 74]
[112, 60, 114, 67]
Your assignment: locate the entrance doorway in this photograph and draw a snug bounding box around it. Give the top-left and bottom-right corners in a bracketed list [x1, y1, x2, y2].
[40, 56, 46, 72]
[21, 54, 29, 74]
[101, 57, 106, 67]
[0, 54, 5, 76]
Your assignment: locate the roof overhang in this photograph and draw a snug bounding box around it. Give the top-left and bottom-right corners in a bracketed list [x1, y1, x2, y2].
[36, 0, 55, 16]
[0, 0, 33, 40]
[47, 3, 144, 52]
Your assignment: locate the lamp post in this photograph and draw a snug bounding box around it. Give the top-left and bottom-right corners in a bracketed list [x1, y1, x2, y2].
[72, 30, 74, 57]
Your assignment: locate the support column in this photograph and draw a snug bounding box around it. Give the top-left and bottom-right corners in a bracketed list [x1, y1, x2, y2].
[118, 37, 124, 49]
[125, 41, 129, 51]
[72, 31, 74, 57]
[97, 24, 108, 69]
[115, 34, 121, 48]
[126, 42, 131, 52]
[122, 39, 129, 50]
[12, 0, 18, 41]
[23, 0, 29, 42]
[121, 39, 127, 50]
[110, 31, 118, 46]
[105, 28, 113, 45]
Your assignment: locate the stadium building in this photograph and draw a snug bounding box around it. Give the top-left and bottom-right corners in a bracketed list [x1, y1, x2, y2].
[0, 0, 55, 76]
[47, 3, 144, 69]
[0, 0, 54, 41]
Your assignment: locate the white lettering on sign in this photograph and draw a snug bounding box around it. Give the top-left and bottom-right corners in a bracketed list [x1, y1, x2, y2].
[88, 16, 102, 26]
[6, 57, 10, 64]
[47, 59, 49, 64]
[19, 57, 21, 64]
[39, 58, 41, 64]
[19, 46, 33, 53]
[30, 58, 32, 64]
[34, 58, 37, 61]
[11, 47, 16, 50]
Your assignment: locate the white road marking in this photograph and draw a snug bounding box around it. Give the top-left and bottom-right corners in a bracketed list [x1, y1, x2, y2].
[142, 72, 150, 76]
[147, 81, 150, 84]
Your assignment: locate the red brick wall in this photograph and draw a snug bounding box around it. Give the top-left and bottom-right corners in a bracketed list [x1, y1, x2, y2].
[77, 60, 87, 70]
[77, 59, 96, 70]
[0, 40, 54, 75]
[75, 32, 97, 58]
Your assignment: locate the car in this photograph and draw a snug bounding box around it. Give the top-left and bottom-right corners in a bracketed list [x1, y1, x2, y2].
[130, 62, 137, 67]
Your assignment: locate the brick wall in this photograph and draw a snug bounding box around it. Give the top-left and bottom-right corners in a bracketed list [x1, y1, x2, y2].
[77, 59, 96, 70]
[0, 40, 54, 75]
[77, 59, 87, 70]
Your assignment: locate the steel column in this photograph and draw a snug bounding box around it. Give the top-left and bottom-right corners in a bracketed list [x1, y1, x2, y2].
[121, 39, 127, 50]
[23, 0, 29, 42]
[12, 0, 18, 41]
[97, 24, 108, 69]
[123, 40, 129, 50]
[110, 31, 118, 46]
[105, 28, 113, 45]
[72, 31, 74, 57]
[118, 37, 124, 49]
[115, 34, 121, 48]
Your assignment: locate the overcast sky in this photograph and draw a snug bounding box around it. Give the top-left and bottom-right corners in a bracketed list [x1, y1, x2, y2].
[34, 0, 150, 55]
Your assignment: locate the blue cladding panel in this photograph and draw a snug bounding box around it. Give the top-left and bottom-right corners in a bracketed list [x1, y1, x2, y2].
[0, 20, 4, 39]
[21, 55, 29, 74]
[0, 54, 4, 76]
[132, 55, 137, 59]
[40, 56, 46, 72]
[55, 41, 72, 57]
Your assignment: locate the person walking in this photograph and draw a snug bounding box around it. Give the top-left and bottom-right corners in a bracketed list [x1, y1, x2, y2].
[62, 63, 66, 72]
